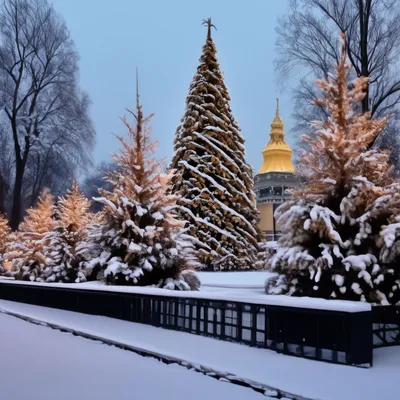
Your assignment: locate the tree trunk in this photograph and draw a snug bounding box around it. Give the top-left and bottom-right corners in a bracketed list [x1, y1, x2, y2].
[359, 0, 371, 113]
[10, 161, 25, 230]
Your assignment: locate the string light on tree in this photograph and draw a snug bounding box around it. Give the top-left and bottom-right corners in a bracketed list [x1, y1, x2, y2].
[170, 18, 264, 271]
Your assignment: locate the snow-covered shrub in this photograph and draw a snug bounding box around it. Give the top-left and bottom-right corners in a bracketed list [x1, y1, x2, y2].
[266, 35, 400, 305]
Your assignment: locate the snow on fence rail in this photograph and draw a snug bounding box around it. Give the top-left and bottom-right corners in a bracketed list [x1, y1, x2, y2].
[0, 280, 374, 367]
[0, 278, 371, 312]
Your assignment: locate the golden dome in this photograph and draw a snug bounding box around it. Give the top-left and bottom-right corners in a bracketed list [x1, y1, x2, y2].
[258, 98, 295, 174]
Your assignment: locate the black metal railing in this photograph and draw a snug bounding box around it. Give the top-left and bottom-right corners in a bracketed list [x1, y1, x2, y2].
[372, 306, 400, 348]
[0, 281, 373, 367]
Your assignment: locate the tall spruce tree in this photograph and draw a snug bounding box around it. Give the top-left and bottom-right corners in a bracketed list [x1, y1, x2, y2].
[170, 19, 263, 271]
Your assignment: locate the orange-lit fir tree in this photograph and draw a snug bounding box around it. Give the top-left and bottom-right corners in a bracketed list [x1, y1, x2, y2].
[6, 188, 55, 281]
[42, 181, 93, 282]
[266, 34, 400, 305]
[80, 82, 199, 290]
[0, 214, 10, 273]
[0, 213, 10, 253]
[58, 180, 93, 230]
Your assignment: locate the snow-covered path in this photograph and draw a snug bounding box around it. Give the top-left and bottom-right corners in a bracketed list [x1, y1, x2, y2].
[0, 313, 267, 400]
[0, 300, 398, 400]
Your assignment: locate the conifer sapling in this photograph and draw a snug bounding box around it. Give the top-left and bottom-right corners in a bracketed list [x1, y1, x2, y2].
[6, 188, 55, 281]
[42, 180, 93, 283]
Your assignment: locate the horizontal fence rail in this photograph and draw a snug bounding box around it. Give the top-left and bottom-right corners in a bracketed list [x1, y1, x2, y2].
[0, 282, 374, 367]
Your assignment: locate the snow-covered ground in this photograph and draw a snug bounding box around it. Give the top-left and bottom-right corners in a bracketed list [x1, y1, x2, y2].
[0, 300, 397, 400]
[0, 311, 269, 400]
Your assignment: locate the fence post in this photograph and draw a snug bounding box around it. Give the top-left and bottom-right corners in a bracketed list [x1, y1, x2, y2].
[349, 311, 373, 367]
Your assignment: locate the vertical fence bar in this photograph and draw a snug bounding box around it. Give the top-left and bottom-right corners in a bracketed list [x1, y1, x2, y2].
[204, 301, 209, 335]
[251, 305, 257, 346]
[316, 318, 321, 361]
[283, 314, 288, 354]
[272, 310, 277, 351]
[196, 301, 201, 334]
[264, 307, 269, 348]
[236, 303, 243, 342]
[213, 308, 218, 336]
[189, 302, 193, 332]
[221, 305, 226, 340]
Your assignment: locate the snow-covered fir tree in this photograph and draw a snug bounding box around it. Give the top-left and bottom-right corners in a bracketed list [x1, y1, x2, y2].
[169, 19, 263, 271]
[41, 180, 93, 283]
[266, 34, 400, 305]
[6, 189, 56, 281]
[0, 214, 11, 273]
[80, 85, 200, 290]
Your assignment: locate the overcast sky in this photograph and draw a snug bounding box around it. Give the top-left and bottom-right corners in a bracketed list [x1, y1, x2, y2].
[51, 0, 294, 173]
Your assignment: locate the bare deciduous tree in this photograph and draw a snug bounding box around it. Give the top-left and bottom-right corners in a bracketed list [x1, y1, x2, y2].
[0, 124, 13, 214]
[0, 0, 95, 229]
[276, 0, 400, 150]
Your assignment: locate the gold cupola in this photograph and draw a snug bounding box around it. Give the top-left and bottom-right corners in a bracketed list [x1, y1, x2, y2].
[259, 98, 295, 174]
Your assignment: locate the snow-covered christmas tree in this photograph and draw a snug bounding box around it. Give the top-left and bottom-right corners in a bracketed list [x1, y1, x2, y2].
[6, 188, 56, 281]
[41, 180, 93, 283]
[266, 34, 400, 305]
[169, 18, 263, 271]
[81, 82, 199, 290]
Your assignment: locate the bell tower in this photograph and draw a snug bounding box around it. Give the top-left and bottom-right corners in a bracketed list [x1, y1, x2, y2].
[259, 99, 295, 174]
[254, 99, 297, 241]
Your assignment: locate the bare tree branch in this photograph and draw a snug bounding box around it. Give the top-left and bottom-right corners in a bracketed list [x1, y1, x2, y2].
[276, 0, 400, 159]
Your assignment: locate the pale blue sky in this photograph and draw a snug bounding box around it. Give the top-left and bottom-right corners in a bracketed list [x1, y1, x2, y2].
[51, 0, 294, 173]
